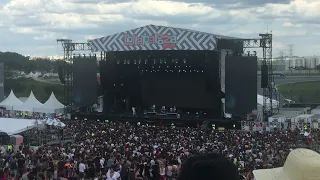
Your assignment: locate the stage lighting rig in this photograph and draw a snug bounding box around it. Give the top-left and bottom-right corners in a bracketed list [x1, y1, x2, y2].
[56, 39, 92, 107]
[230, 33, 277, 121]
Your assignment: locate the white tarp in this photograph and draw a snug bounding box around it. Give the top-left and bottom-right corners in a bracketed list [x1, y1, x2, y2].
[42, 118, 66, 127]
[35, 92, 64, 113]
[257, 94, 279, 108]
[13, 91, 44, 112]
[0, 118, 66, 135]
[0, 90, 23, 109]
[0, 118, 36, 134]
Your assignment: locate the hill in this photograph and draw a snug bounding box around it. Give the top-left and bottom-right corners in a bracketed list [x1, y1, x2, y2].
[0, 51, 60, 73]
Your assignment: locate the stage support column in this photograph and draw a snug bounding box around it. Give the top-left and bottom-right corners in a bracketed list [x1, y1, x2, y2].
[219, 49, 233, 118]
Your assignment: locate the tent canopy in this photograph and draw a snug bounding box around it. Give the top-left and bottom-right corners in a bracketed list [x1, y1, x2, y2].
[13, 91, 43, 112]
[42, 92, 64, 110]
[0, 90, 23, 109]
[257, 94, 279, 107]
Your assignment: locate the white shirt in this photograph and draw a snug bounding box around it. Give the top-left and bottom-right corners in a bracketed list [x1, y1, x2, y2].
[79, 163, 86, 173]
[100, 159, 105, 168]
[106, 170, 120, 180]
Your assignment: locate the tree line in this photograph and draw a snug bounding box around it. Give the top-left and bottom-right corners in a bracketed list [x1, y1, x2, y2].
[0, 51, 62, 73]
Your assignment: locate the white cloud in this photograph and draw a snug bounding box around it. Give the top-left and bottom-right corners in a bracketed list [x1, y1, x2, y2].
[283, 22, 303, 27]
[0, 0, 319, 57]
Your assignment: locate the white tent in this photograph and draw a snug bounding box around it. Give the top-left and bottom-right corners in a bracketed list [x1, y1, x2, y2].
[0, 90, 23, 109]
[13, 91, 44, 112]
[38, 92, 64, 113]
[257, 94, 279, 108]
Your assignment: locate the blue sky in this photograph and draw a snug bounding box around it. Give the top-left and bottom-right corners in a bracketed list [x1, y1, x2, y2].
[0, 0, 319, 57]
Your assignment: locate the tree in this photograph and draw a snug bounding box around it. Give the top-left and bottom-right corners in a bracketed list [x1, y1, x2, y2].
[0, 51, 60, 73]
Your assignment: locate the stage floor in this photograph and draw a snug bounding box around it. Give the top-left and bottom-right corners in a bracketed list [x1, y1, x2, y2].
[71, 112, 240, 129]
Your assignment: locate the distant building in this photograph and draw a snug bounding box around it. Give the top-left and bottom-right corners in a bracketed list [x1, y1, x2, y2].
[257, 56, 320, 71]
[284, 56, 320, 70]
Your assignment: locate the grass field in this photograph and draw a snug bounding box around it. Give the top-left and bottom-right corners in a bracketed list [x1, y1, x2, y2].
[4, 78, 63, 103]
[277, 81, 320, 103]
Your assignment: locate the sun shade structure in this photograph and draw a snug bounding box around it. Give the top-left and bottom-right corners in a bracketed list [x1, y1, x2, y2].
[0, 90, 23, 109]
[38, 92, 65, 113]
[13, 91, 44, 112]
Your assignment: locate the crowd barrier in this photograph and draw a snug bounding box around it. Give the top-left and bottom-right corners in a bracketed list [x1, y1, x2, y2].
[241, 121, 319, 132]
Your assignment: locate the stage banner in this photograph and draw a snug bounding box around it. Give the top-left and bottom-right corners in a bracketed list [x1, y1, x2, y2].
[89, 25, 217, 52]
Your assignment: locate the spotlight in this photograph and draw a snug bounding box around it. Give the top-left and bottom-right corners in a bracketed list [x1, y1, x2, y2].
[134, 60, 137, 64]
[183, 58, 186, 64]
[139, 59, 141, 64]
[116, 60, 120, 64]
[160, 59, 163, 64]
[127, 60, 130, 64]
[124, 60, 127, 64]
[144, 59, 147, 64]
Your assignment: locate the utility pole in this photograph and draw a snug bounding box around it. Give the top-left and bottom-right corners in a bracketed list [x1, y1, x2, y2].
[288, 44, 294, 58]
[278, 50, 285, 60]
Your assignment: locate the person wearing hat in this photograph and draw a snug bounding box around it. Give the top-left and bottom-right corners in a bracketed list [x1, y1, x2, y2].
[253, 148, 320, 180]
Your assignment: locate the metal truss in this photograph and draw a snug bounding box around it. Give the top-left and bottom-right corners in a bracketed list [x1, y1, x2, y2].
[233, 34, 279, 121]
[57, 39, 92, 110]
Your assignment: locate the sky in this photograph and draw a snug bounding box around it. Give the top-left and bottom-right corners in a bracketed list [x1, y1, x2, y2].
[0, 0, 319, 57]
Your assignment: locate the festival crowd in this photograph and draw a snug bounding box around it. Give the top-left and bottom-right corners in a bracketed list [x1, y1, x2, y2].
[0, 119, 318, 180]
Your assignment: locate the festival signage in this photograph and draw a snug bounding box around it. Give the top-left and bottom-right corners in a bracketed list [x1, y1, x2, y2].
[89, 25, 217, 52]
[124, 33, 178, 49]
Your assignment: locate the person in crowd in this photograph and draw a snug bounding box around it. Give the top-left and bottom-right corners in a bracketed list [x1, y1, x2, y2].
[2, 119, 320, 180]
[178, 153, 240, 180]
[107, 165, 121, 180]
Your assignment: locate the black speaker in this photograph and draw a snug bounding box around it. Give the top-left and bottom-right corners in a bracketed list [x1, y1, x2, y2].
[204, 51, 219, 92]
[261, 64, 268, 88]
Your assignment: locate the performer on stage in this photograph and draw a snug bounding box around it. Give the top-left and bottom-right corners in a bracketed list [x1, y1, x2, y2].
[132, 107, 136, 115]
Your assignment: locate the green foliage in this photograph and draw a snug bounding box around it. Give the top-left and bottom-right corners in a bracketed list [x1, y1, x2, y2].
[4, 78, 63, 103]
[0, 52, 29, 70]
[0, 51, 61, 73]
[277, 81, 320, 103]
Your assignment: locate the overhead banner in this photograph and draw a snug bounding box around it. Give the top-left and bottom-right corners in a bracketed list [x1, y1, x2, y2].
[89, 25, 218, 52]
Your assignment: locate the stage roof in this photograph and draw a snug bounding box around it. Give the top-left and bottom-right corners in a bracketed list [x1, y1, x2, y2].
[89, 24, 237, 52]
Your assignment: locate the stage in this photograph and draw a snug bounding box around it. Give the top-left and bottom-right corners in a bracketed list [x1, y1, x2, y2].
[71, 111, 241, 129]
[80, 24, 258, 123]
[99, 49, 224, 118]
